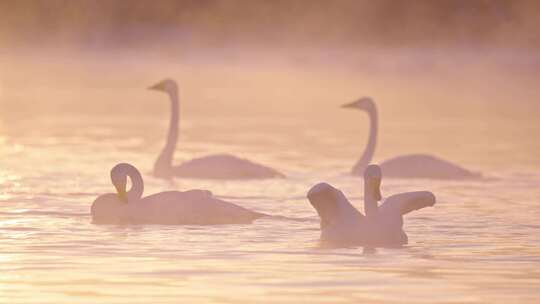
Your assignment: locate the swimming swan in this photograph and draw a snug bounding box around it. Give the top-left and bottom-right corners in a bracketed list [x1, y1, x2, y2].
[342, 97, 481, 179]
[91, 163, 266, 225]
[149, 79, 285, 179]
[307, 165, 436, 247]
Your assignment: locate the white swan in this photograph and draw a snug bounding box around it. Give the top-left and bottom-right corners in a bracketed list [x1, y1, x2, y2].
[148, 79, 285, 179]
[342, 97, 481, 179]
[307, 164, 436, 247]
[91, 163, 266, 225]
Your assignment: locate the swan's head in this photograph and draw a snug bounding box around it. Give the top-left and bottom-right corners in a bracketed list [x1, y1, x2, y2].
[148, 79, 178, 95]
[110, 163, 131, 203]
[341, 97, 375, 112]
[307, 183, 346, 229]
[364, 164, 382, 201]
[91, 163, 143, 224]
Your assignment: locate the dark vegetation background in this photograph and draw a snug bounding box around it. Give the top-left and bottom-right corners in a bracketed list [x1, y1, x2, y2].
[1, 0, 539, 49]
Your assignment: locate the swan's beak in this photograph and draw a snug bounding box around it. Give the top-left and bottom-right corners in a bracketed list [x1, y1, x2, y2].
[366, 177, 382, 201]
[114, 185, 128, 203]
[117, 190, 128, 203]
[341, 101, 358, 109]
[374, 180, 382, 201]
[148, 82, 165, 91]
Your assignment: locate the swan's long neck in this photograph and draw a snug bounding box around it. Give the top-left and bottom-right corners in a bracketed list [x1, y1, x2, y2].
[126, 166, 144, 201]
[353, 105, 377, 174]
[363, 166, 382, 217]
[364, 184, 378, 218]
[154, 89, 179, 177]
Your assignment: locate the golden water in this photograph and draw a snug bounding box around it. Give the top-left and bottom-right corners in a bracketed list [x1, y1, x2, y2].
[0, 48, 539, 303]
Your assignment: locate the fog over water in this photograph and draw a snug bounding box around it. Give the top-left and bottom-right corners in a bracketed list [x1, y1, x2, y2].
[0, 1, 539, 303]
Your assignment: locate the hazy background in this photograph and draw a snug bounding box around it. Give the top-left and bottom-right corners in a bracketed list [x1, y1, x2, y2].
[1, 0, 539, 171]
[1, 0, 540, 48]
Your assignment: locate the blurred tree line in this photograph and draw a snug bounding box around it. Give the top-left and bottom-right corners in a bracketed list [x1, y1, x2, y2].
[1, 0, 538, 48]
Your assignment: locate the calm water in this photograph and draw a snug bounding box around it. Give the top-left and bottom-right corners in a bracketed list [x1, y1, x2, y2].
[1, 50, 540, 303]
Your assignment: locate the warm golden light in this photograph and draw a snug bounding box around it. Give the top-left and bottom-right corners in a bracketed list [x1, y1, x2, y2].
[0, 1, 539, 303]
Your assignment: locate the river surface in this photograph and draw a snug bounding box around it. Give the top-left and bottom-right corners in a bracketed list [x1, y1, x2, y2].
[0, 49, 539, 303]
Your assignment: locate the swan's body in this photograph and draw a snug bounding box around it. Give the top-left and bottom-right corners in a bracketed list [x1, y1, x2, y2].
[149, 79, 284, 180]
[91, 163, 265, 225]
[164, 154, 284, 180]
[307, 165, 436, 247]
[343, 97, 481, 179]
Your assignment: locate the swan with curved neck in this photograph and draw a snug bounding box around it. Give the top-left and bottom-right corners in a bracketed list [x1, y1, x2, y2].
[307, 164, 436, 247]
[342, 97, 481, 179]
[149, 79, 285, 179]
[91, 163, 266, 225]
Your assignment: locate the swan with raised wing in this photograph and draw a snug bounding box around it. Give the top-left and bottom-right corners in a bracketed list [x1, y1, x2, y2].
[91, 163, 266, 225]
[149, 79, 285, 179]
[342, 97, 481, 179]
[307, 164, 436, 247]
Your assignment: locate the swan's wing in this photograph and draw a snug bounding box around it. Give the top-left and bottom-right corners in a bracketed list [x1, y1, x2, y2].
[174, 154, 284, 179]
[307, 183, 340, 228]
[142, 191, 262, 224]
[307, 183, 364, 229]
[180, 189, 213, 198]
[196, 197, 264, 224]
[379, 191, 435, 216]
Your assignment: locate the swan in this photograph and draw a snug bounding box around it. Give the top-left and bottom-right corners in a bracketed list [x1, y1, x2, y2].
[91, 163, 266, 225]
[307, 164, 436, 247]
[342, 97, 481, 179]
[148, 79, 285, 179]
